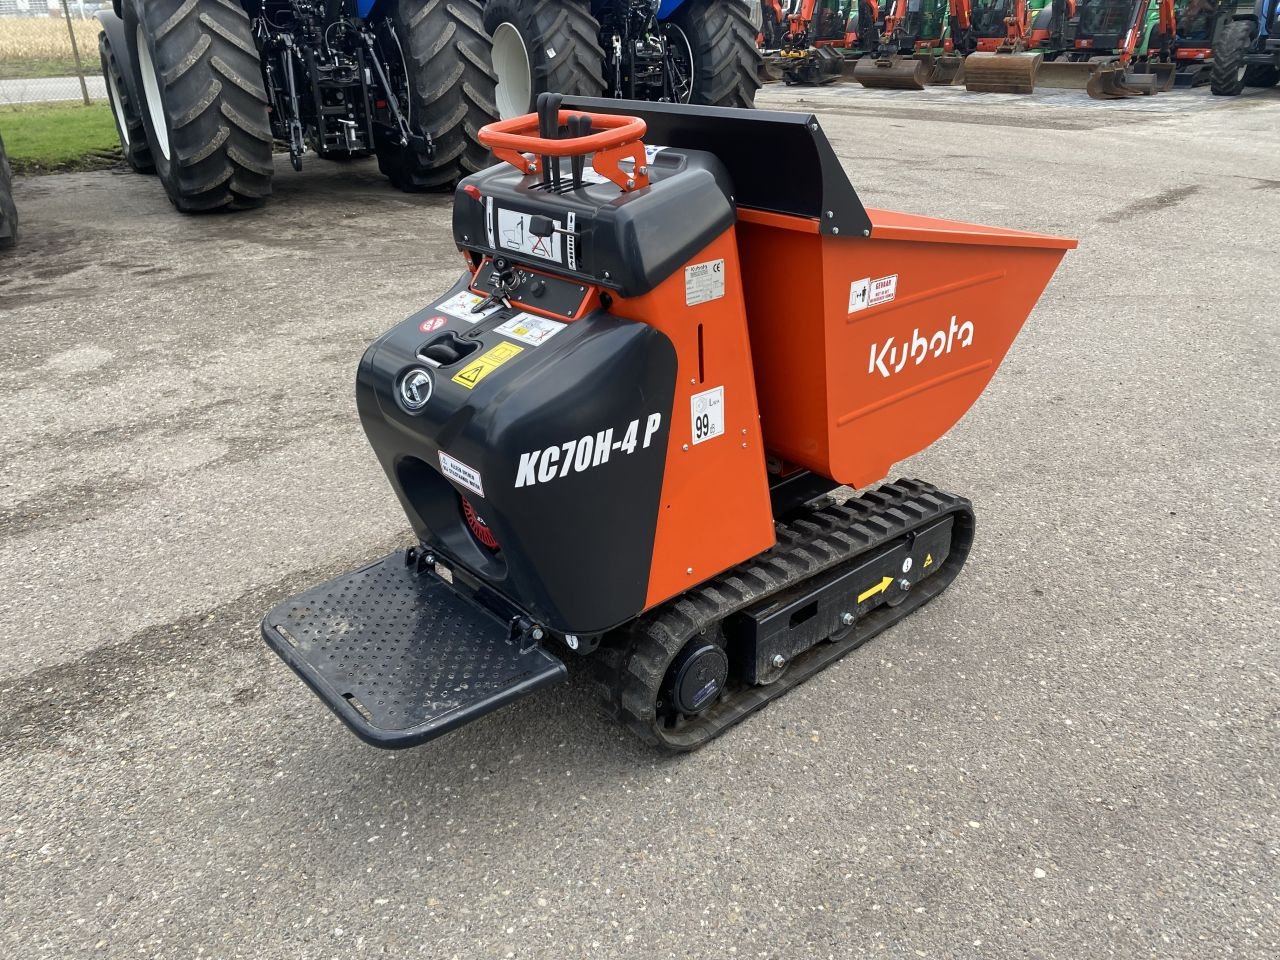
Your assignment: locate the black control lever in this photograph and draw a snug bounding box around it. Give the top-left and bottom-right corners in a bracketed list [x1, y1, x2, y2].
[568, 114, 590, 189]
[536, 91, 563, 189]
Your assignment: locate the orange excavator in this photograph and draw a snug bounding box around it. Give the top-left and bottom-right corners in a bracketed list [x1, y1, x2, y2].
[1134, 0, 1200, 87]
[954, 0, 1046, 93]
[766, 0, 867, 85]
[1026, 0, 1077, 52]
[854, 0, 935, 88]
[1037, 0, 1177, 96]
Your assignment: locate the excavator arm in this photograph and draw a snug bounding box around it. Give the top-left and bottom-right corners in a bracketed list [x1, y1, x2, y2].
[882, 0, 907, 39]
[1151, 0, 1177, 57]
[1004, 0, 1030, 47]
[1117, 0, 1157, 65]
[789, 0, 820, 38]
[853, 0, 938, 87]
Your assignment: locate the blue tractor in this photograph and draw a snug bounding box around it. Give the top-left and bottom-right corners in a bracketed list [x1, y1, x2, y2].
[1211, 0, 1280, 93]
[96, 0, 496, 211]
[481, 0, 763, 117]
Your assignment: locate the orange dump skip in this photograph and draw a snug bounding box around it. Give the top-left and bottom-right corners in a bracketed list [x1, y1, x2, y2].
[559, 98, 1078, 491]
[736, 208, 1077, 489]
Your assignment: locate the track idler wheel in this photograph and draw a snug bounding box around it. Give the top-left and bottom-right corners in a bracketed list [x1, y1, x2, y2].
[853, 54, 930, 90]
[662, 640, 729, 719]
[963, 52, 1042, 94]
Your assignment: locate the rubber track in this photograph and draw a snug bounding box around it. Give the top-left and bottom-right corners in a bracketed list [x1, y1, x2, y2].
[673, 0, 761, 108]
[595, 479, 975, 751]
[133, 0, 272, 210]
[387, 0, 497, 190]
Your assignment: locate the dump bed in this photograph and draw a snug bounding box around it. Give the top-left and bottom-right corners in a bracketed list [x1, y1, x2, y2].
[565, 99, 1077, 489]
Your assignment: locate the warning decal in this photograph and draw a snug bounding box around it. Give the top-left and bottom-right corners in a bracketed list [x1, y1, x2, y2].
[497, 208, 562, 262]
[849, 277, 871, 313]
[685, 259, 725, 306]
[848, 274, 898, 314]
[436, 290, 500, 322]
[869, 274, 898, 307]
[439, 451, 484, 498]
[452, 342, 524, 389]
[495, 313, 567, 347]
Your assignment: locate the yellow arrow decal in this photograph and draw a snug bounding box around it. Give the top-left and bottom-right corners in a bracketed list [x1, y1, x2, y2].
[857, 576, 894, 604]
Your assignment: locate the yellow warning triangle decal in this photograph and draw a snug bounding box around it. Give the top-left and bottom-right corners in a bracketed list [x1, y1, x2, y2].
[923, 553, 933, 568]
[458, 365, 483, 383]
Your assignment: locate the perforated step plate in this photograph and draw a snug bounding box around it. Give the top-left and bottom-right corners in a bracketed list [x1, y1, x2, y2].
[262, 553, 566, 748]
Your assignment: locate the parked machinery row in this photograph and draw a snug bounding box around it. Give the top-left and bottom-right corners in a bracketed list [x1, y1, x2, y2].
[758, 0, 1280, 98]
[95, 0, 763, 212]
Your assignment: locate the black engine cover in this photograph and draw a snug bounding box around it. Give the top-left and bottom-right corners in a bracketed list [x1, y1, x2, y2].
[357, 275, 678, 635]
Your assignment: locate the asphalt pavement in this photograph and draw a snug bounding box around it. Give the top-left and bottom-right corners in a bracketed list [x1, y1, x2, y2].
[1, 83, 1276, 959]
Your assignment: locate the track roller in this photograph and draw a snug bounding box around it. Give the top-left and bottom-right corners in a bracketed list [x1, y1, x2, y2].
[854, 55, 931, 90]
[963, 51, 1042, 94]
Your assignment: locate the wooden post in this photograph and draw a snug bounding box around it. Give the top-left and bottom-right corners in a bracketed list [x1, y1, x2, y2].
[60, 0, 92, 107]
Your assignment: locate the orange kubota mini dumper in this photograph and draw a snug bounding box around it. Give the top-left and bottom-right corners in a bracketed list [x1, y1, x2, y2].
[263, 97, 1076, 751]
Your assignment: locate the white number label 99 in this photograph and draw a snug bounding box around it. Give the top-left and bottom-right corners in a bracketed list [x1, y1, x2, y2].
[690, 386, 725, 446]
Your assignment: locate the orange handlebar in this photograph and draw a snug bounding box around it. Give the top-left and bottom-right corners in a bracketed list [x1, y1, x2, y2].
[479, 110, 650, 192]
[478, 111, 647, 157]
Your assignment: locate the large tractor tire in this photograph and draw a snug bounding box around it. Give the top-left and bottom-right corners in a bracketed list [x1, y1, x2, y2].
[482, 0, 606, 119]
[1210, 21, 1253, 96]
[123, 0, 273, 211]
[0, 132, 16, 251]
[669, 0, 762, 108]
[98, 27, 153, 175]
[1242, 63, 1280, 87]
[376, 0, 497, 191]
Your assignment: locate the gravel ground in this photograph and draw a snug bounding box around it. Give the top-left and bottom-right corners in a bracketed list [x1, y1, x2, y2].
[1, 84, 1276, 959]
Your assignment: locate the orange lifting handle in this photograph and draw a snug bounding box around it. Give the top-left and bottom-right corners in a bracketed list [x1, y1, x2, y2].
[478, 110, 651, 193]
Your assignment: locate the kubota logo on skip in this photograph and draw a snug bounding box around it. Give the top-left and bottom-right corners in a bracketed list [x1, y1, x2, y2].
[868, 316, 975, 379]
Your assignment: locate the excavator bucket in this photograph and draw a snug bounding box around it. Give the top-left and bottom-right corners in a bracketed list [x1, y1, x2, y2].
[759, 55, 787, 83]
[1035, 58, 1099, 89]
[918, 51, 966, 84]
[775, 47, 845, 86]
[854, 54, 931, 89]
[1132, 60, 1178, 91]
[963, 52, 1043, 94]
[1086, 62, 1159, 98]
